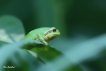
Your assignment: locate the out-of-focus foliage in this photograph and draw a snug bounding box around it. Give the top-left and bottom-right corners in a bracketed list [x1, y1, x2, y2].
[0, 0, 106, 71]
[0, 16, 25, 43]
[0, 40, 43, 71]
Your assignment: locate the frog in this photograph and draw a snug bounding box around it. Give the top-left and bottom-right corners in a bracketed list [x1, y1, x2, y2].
[24, 27, 60, 46]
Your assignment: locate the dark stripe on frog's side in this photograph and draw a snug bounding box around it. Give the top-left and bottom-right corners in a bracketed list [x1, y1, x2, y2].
[44, 30, 52, 36]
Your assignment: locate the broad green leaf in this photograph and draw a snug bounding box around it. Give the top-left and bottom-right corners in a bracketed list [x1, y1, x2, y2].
[0, 15, 25, 43]
[31, 46, 62, 61]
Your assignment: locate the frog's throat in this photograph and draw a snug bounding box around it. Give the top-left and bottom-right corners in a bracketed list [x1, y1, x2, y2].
[44, 34, 58, 42]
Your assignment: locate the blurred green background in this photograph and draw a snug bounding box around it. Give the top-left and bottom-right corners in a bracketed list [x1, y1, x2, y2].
[0, 0, 106, 71]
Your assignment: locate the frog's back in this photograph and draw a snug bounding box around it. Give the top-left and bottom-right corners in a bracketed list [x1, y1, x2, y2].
[23, 27, 50, 39]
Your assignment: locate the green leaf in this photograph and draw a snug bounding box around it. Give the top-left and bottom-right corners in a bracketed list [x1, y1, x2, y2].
[0, 15, 25, 43]
[30, 45, 83, 71]
[0, 40, 44, 71]
[30, 46, 61, 61]
[0, 41, 9, 47]
[26, 50, 45, 64]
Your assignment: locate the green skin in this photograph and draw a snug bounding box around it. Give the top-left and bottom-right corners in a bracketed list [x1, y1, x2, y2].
[24, 27, 60, 46]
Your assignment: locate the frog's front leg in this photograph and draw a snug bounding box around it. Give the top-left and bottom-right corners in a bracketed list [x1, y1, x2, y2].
[37, 34, 48, 46]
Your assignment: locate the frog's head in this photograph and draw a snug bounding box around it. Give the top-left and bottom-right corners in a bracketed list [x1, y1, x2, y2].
[44, 27, 60, 42]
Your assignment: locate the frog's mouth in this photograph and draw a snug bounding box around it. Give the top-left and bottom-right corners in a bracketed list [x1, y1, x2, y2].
[45, 34, 59, 42]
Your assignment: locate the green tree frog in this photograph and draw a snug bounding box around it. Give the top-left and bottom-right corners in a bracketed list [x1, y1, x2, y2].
[24, 27, 60, 46]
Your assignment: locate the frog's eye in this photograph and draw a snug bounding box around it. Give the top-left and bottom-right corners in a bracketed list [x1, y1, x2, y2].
[52, 28, 56, 32]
